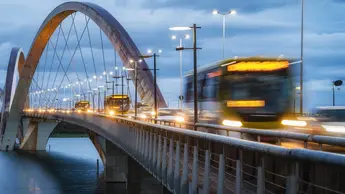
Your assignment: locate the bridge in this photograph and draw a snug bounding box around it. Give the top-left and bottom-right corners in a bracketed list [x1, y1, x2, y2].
[1, 1, 345, 194]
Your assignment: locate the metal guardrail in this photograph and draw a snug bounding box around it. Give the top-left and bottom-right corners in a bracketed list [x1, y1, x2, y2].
[138, 117, 345, 152]
[25, 112, 345, 193]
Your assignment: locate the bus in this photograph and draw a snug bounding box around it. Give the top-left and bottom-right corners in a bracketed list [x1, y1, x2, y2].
[74, 100, 90, 111]
[184, 57, 306, 131]
[104, 94, 130, 115]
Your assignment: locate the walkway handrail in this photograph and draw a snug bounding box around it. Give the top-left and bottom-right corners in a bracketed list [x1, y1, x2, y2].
[116, 115, 345, 166]
[140, 117, 345, 149]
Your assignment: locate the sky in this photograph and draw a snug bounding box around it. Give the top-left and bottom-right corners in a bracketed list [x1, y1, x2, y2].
[0, 0, 345, 111]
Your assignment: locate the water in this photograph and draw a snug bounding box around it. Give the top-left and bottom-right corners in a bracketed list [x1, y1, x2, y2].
[0, 138, 106, 194]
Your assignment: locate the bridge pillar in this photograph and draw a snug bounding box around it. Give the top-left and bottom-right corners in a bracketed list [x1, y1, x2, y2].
[90, 133, 169, 194]
[19, 121, 58, 151]
[127, 157, 167, 194]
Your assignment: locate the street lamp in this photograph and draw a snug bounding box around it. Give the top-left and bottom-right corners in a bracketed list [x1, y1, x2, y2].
[171, 34, 190, 109]
[169, 24, 201, 128]
[129, 59, 143, 117]
[332, 80, 343, 106]
[139, 49, 162, 120]
[212, 9, 236, 59]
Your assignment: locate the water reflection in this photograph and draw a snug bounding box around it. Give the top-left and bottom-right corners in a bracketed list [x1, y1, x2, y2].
[0, 138, 109, 194]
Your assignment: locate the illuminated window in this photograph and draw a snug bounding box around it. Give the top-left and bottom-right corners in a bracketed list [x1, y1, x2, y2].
[228, 61, 289, 72]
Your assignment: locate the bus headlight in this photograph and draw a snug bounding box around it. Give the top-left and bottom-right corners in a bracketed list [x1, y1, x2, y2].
[175, 116, 185, 123]
[222, 120, 243, 127]
[281, 120, 307, 127]
[109, 111, 115, 116]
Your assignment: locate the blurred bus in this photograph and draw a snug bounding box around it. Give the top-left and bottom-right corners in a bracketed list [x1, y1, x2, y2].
[104, 94, 130, 115]
[74, 100, 91, 111]
[184, 57, 305, 130]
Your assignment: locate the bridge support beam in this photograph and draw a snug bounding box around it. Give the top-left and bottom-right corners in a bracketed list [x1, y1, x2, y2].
[19, 120, 58, 151]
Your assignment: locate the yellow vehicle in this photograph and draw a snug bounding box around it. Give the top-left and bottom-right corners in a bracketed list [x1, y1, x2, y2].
[74, 100, 90, 111]
[104, 94, 130, 115]
[184, 57, 305, 130]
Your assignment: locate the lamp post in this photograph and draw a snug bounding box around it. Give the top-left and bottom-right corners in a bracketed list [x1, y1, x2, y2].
[332, 80, 343, 106]
[139, 49, 162, 120]
[171, 34, 190, 109]
[130, 59, 143, 117]
[212, 9, 236, 59]
[294, 86, 301, 114]
[300, 0, 304, 114]
[169, 24, 201, 128]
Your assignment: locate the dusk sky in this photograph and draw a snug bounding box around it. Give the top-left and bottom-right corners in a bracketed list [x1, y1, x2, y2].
[0, 0, 344, 111]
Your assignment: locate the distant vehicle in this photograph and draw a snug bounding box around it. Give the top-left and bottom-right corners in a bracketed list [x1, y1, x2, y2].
[137, 103, 154, 119]
[157, 108, 185, 123]
[313, 106, 345, 134]
[184, 57, 306, 130]
[104, 94, 130, 115]
[74, 100, 90, 111]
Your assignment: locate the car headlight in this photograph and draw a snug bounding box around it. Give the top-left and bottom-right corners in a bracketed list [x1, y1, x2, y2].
[222, 120, 242, 127]
[321, 125, 345, 133]
[175, 116, 185, 123]
[281, 120, 307, 127]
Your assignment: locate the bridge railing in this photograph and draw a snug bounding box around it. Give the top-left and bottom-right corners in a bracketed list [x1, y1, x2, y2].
[136, 116, 345, 152]
[114, 115, 345, 194]
[25, 112, 345, 193]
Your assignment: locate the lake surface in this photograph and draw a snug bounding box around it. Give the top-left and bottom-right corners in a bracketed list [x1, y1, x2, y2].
[0, 138, 108, 194]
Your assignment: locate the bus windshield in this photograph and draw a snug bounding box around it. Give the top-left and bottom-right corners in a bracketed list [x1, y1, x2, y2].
[75, 102, 90, 109]
[222, 72, 291, 114]
[106, 98, 129, 107]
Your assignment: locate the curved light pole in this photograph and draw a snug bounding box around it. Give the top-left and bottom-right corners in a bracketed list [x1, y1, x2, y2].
[171, 34, 190, 109]
[212, 9, 236, 59]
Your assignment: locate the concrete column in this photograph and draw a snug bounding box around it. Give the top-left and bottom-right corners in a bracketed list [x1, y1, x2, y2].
[127, 157, 167, 194]
[20, 121, 57, 151]
[104, 139, 128, 184]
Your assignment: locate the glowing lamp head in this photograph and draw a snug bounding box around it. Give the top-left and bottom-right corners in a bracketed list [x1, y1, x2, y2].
[229, 10, 237, 15]
[212, 10, 218, 15]
[171, 35, 177, 40]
